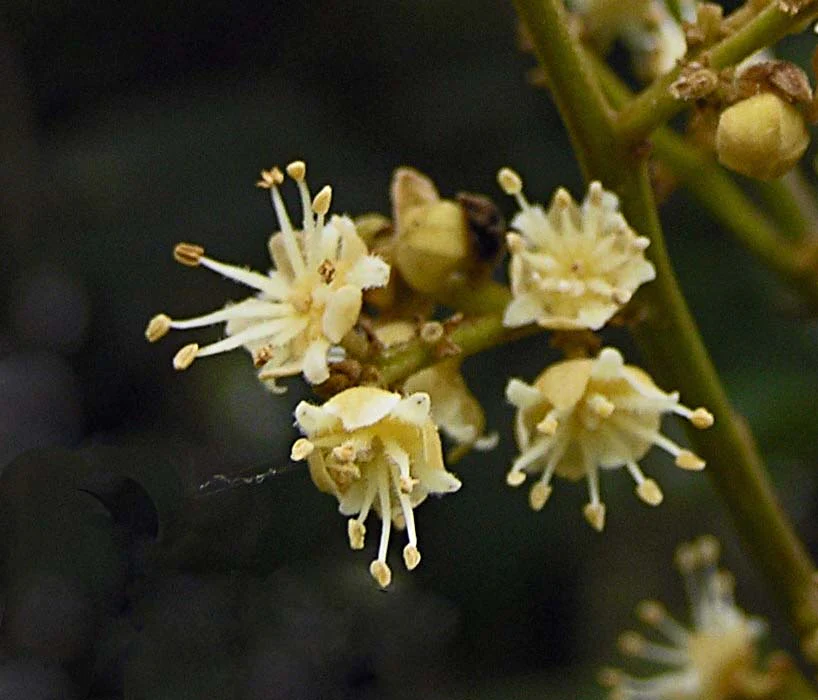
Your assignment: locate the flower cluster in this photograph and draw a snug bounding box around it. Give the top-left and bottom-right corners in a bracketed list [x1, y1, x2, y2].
[601, 536, 770, 700]
[145, 161, 390, 390]
[290, 386, 461, 588]
[505, 347, 712, 530]
[146, 161, 715, 590]
[498, 168, 656, 331]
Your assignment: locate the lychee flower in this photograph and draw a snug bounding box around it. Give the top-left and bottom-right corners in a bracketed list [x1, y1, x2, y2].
[290, 386, 462, 588]
[505, 347, 713, 531]
[498, 169, 656, 331]
[601, 536, 769, 700]
[566, 0, 694, 80]
[144, 161, 390, 389]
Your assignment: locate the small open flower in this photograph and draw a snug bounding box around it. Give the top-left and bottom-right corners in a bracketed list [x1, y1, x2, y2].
[601, 536, 770, 700]
[145, 161, 390, 390]
[291, 386, 461, 588]
[505, 347, 713, 531]
[498, 169, 655, 331]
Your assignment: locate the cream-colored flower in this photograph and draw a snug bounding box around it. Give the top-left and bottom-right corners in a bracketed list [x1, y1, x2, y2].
[498, 169, 655, 331]
[567, 0, 694, 79]
[505, 347, 713, 531]
[403, 358, 498, 460]
[291, 386, 461, 588]
[601, 536, 768, 700]
[145, 161, 390, 389]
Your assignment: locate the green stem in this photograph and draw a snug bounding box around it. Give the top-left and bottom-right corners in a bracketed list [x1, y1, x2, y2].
[375, 313, 541, 387]
[511, 0, 618, 180]
[755, 170, 818, 242]
[593, 56, 818, 312]
[616, 1, 818, 144]
[515, 0, 818, 645]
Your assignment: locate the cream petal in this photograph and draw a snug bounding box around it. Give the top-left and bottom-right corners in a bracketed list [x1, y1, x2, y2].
[322, 285, 362, 343]
[506, 378, 544, 410]
[323, 387, 402, 431]
[346, 254, 391, 290]
[294, 401, 338, 435]
[302, 338, 332, 385]
[503, 293, 543, 327]
[390, 392, 431, 426]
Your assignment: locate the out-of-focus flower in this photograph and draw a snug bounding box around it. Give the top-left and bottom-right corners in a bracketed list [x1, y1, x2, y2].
[290, 386, 461, 588]
[601, 536, 769, 700]
[145, 161, 390, 390]
[498, 169, 655, 332]
[567, 0, 694, 79]
[505, 347, 713, 531]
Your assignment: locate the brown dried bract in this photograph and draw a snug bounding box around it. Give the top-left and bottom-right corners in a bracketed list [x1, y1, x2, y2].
[670, 62, 720, 101]
[456, 192, 506, 268]
[737, 60, 813, 105]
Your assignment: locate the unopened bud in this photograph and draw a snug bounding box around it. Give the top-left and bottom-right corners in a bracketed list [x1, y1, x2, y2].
[716, 93, 810, 180]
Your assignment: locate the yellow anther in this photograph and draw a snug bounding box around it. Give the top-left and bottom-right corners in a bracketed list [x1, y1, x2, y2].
[173, 343, 199, 370]
[369, 560, 392, 588]
[529, 482, 552, 511]
[145, 314, 171, 342]
[312, 185, 332, 216]
[497, 167, 523, 195]
[690, 407, 714, 429]
[583, 502, 606, 531]
[675, 450, 705, 471]
[636, 600, 666, 625]
[286, 160, 306, 181]
[173, 243, 204, 266]
[403, 544, 421, 570]
[506, 470, 526, 487]
[636, 478, 663, 506]
[347, 519, 366, 550]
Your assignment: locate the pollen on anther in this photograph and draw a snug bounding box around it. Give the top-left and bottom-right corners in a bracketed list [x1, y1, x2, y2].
[636, 600, 666, 625]
[145, 314, 171, 342]
[636, 479, 664, 506]
[691, 407, 715, 429]
[173, 343, 199, 370]
[173, 243, 204, 267]
[312, 185, 332, 216]
[370, 560, 392, 588]
[286, 160, 306, 182]
[348, 519, 366, 550]
[256, 167, 284, 188]
[403, 544, 421, 570]
[497, 167, 523, 195]
[675, 450, 705, 470]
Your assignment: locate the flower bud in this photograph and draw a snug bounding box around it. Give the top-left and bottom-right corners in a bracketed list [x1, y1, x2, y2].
[394, 199, 470, 295]
[716, 92, 810, 180]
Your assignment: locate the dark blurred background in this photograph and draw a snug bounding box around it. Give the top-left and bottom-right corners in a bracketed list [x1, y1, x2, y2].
[2, 1, 818, 698]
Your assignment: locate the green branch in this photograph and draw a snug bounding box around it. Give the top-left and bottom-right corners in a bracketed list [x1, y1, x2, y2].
[514, 0, 818, 648]
[592, 56, 818, 313]
[616, 1, 818, 144]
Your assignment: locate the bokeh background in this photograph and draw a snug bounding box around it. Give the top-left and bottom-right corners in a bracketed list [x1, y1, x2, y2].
[2, 1, 818, 698]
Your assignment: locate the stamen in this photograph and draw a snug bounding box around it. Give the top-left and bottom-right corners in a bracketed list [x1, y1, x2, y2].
[637, 600, 690, 646]
[195, 317, 307, 358]
[507, 438, 550, 484]
[195, 256, 291, 299]
[174, 243, 204, 267]
[376, 467, 392, 568]
[618, 632, 689, 666]
[256, 168, 283, 189]
[403, 544, 421, 571]
[626, 460, 664, 506]
[673, 405, 715, 429]
[168, 300, 294, 331]
[145, 314, 171, 342]
[675, 450, 705, 470]
[267, 168, 306, 277]
[583, 445, 606, 531]
[312, 185, 332, 217]
[587, 392, 615, 418]
[173, 343, 199, 370]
